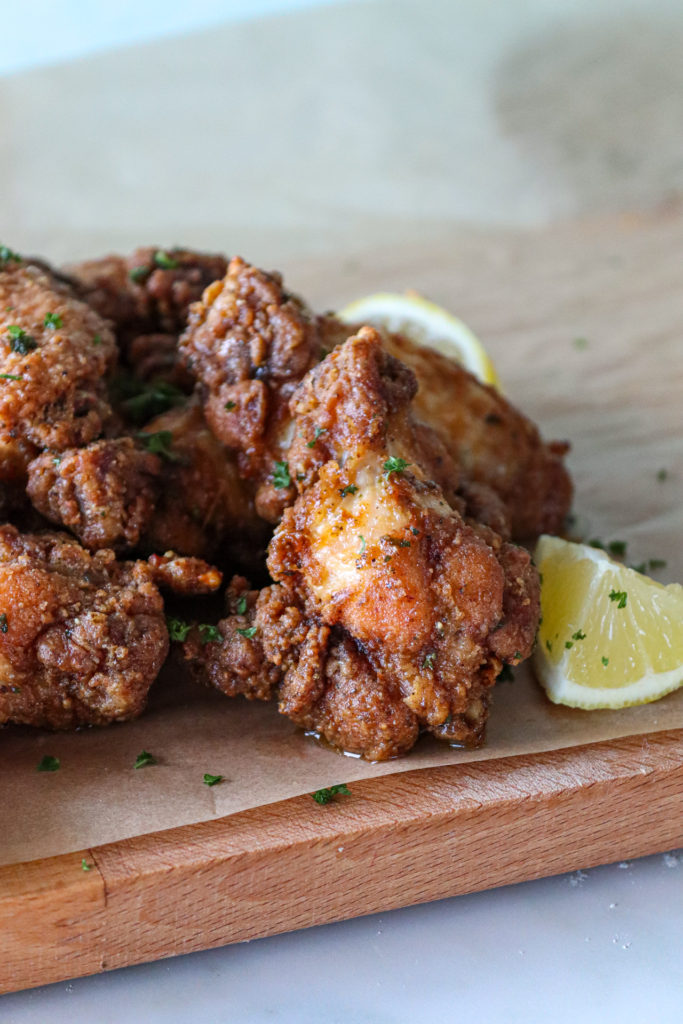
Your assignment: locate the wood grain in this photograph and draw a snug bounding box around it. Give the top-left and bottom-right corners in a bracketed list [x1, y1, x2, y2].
[2, 729, 681, 994]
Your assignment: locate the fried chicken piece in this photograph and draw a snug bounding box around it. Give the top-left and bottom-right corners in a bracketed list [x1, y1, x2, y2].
[0, 525, 168, 730]
[147, 552, 222, 596]
[26, 438, 162, 552]
[0, 262, 116, 455]
[68, 247, 228, 340]
[373, 329, 572, 539]
[141, 399, 269, 569]
[184, 330, 540, 759]
[179, 256, 325, 521]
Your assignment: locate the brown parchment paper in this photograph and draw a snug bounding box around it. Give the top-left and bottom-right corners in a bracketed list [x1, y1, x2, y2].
[1, 7, 682, 868]
[1, 206, 682, 868]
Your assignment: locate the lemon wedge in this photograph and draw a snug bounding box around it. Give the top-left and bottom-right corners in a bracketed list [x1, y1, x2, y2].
[533, 535, 683, 709]
[338, 292, 500, 388]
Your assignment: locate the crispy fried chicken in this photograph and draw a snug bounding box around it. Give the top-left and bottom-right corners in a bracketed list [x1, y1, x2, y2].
[0, 525, 168, 729]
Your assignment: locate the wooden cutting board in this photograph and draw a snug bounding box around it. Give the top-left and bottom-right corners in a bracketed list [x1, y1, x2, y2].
[1, 729, 681, 994]
[1, 209, 682, 994]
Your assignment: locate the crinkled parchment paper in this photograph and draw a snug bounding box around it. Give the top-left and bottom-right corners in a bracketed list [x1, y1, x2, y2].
[1, 208, 682, 868]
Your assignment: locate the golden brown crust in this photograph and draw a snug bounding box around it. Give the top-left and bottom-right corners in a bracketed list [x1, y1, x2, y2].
[0, 525, 168, 730]
[0, 263, 116, 452]
[27, 438, 162, 552]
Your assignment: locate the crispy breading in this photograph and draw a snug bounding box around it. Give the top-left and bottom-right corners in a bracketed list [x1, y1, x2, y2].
[0, 525, 168, 729]
[0, 262, 116, 453]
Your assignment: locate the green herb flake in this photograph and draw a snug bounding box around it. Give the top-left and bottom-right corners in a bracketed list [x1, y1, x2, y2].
[81, 858, 92, 871]
[571, 629, 586, 641]
[573, 337, 589, 350]
[607, 540, 627, 557]
[7, 325, 37, 355]
[0, 613, 7, 633]
[37, 755, 60, 772]
[423, 652, 437, 670]
[630, 562, 646, 574]
[0, 373, 23, 381]
[236, 596, 248, 615]
[340, 484, 358, 497]
[656, 468, 668, 483]
[154, 250, 179, 270]
[307, 427, 326, 448]
[273, 460, 291, 489]
[0, 245, 21, 264]
[236, 626, 257, 639]
[129, 265, 149, 283]
[545, 639, 553, 652]
[565, 641, 574, 649]
[609, 589, 628, 609]
[166, 616, 192, 642]
[203, 773, 223, 787]
[43, 312, 63, 329]
[601, 656, 609, 667]
[136, 429, 181, 462]
[134, 750, 157, 769]
[93, 333, 102, 346]
[121, 380, 184, 423]
[357, 534, 366, 558]
[383, 456, 410, 478]
[224, 400, 236, 411]
[648, 558, 667, 571]
[311, 783, 350, 805]
[588, 538, 605, 550]
[198, 623, 222, 645]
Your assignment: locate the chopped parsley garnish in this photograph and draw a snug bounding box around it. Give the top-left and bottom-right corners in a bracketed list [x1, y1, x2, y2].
[607, 540, 627, 557]
[565, 640, 574, 649]
[81, 858, 92, 871]
[588, 538, 604, 550]
[648, 558, 667, 570]
[37, 755, 60, 772]
[224, 400, 236, 411]
[120, 379, 185, 423]
[166, 616, 192, 642]
[573, 337, 589, 350]
[601, 656, 609, 667]
[571, 630, 586, 641]
[423, 652, 436, 670]
[340, 484, 358, 497]
[609, 589, 628, 609]
[311, 784, 350, 805]
[154, 250, 179, 269]
[129, 265, 149, 283]
[236, 596, 247, 615]
[0, 373, 23, 381]
[7, 325, 37, 353]
[43, 312, 63, 329]
[0, 245, 21, 264]
[498, 664, 514, 682]
[236, 626, 257, 639]
[545, 639, 553, 652]
[273, 460, 291, 489]
[307, 427, 326, 448]
[383, 456, 410, 478]
[93, 333, 102, 346]
[134, 750, 157, 769]
[136, 429, 181, 462]
[0, 613, 7, 633]
[656, 468, 668, 482]
[357, 534, 366, 557]
[198, 623, 222, 645]
[203, 773, 223, 787]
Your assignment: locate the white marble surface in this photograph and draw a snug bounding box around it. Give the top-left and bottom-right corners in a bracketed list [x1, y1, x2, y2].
[4, 850, 683, 1023]
[2, 1, 682, 1018]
